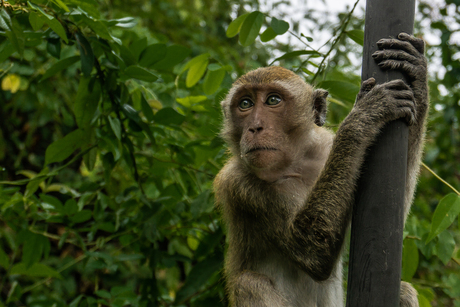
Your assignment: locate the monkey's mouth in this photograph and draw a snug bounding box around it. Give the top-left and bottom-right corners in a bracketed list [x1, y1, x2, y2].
[246, 147, 279, 154]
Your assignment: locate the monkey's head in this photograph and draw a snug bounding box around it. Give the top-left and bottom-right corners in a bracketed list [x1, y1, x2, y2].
[220, 66, 328, 181]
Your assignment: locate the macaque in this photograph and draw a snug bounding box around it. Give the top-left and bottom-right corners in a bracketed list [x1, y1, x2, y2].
[214, 33, 427, 307]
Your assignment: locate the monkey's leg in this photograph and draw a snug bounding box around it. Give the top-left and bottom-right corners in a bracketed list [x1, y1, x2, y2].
[230, 271, 287, 307]
[399, 281, 419, 307]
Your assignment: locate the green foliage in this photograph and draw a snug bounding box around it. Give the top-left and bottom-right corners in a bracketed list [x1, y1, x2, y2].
[0, 0, 459, 306]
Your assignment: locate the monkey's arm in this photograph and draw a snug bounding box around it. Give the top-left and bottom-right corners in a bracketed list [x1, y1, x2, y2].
[282, 79, 416, 281]
[372, 33, 429, 216]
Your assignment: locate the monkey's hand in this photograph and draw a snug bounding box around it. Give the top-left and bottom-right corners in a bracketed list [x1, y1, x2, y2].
[353, 77, 416, 127]
[372, 33, 428, 114]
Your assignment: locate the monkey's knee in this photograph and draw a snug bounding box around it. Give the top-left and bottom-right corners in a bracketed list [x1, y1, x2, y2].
[400, 281, 419, 307]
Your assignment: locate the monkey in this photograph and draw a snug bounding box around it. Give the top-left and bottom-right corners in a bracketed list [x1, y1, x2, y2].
[213, 33, 428, 307]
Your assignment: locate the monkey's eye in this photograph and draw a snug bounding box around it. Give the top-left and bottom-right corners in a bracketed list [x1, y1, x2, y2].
[239, 99, 254, 110]
[266, 95, 282, 106]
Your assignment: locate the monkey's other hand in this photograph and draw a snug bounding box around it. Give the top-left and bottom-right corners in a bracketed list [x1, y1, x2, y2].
[372, 33, 427, 84]
[400, 281, 419, 307]
[354, 79, 416, 126]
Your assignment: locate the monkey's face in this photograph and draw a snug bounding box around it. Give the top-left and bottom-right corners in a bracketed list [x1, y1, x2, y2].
[228, 83, 308, 180]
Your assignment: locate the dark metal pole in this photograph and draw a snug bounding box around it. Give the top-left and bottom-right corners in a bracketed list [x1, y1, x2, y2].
[346, 0, 416, 306]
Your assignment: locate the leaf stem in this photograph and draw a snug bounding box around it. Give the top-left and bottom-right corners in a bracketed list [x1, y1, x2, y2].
[422, 162, 460, 195]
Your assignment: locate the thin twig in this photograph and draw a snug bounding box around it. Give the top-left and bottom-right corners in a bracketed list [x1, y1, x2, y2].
[311, 0, 360, 83]
[422, 162, 460, 195]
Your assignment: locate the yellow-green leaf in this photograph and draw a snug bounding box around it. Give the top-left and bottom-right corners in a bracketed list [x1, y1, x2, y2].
[184, 54, 210, 88]
[426, 193, 460, 243]
[226, 13, 249, 38]
[239, 11, 264, 46]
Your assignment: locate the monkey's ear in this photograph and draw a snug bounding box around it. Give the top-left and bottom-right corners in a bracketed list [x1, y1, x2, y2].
[312, 89, 328, 126]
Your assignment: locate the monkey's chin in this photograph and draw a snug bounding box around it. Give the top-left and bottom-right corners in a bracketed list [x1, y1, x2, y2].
[243, 149, 284, 171]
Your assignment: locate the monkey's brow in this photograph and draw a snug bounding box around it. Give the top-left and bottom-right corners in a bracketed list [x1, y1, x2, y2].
[232, 84, 290, 99]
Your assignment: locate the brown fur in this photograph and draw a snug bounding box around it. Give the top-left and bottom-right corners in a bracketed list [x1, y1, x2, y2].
[215, 33, 427, 307]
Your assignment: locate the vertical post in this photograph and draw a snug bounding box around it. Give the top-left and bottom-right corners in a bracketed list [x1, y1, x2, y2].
[346, 0, 416, 306]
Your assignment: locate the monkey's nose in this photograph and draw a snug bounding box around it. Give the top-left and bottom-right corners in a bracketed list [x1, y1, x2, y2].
[248, 126, 263, 134]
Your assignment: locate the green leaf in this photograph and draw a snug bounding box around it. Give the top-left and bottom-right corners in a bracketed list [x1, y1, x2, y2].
[10, 263, 62, 278]
[45, 129, 86, 165]
[0, 8, 12, 31]
[107, 116, 122, 140]
[25, 178, 44, 198]
[114, 254, 144, 261]
[82, 17, 112, 41]
[271, 50, 321, 64]
[27, 1, 53, 19]
[239, 11, 264, 46]
[67, 0, 99, 17]
[40, 194, 64, 212]
[130, 37, 147, 60]
[174, 254, 222, 303]
[190, 190, 212, 218]
[426, 193, 460, 243]
[434, 230, 455, 265]
[110, 17, 137, 28]
[51, 0, 70, 12]
[47, 18, 68, 44]
[183, 54, 210, 87]
[141, 95, 155, 122]
[270, 17, 289, 35]
[153, 45, 191, 71]
[346, 29, 364, 46]
[47, 38, 61, 59]
[0, 43, 15, 63]
[74, 76, 101, 129]
[418, 294, 432, 307]
[194, 228, 224, 259]
[401, 238, 418, 281]
[138, 43, 167, 67]
[70, 210, 92, 223]
[40, 56, 80, 82]
[316, 80, 360, 104]
[124, 65, 158, 82]
[121, 104, 142, 123]
[75, 32, 94, 77]
[1, 10, 24, 57]
[29, 11, 45, 31]
[260, 27, 277, 42]
[0, 247, 10, 269]
[69, 295, 84, 307]
[226, 13, 249, 38]
[22, 233, 48, 268]
[64, 199, 78, 216]
[153, 107, 185, 126]
[95, 290, 111, 299]
[203, 67, 226, 95]
[176, 96, 207, 111]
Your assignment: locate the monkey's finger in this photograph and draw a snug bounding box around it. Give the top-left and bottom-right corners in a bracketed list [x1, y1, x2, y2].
[356, 78, 376, 100]
[378, 60, 422, 80]
[392, 90, 415, 101]
[393, 100, 417, 126]
[372, 49, 418, 64]
[397, 32, 425, 54]
[383, 79, 411, 90]
[376, 38, 421, 58]
[361, 78, 376, 90]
